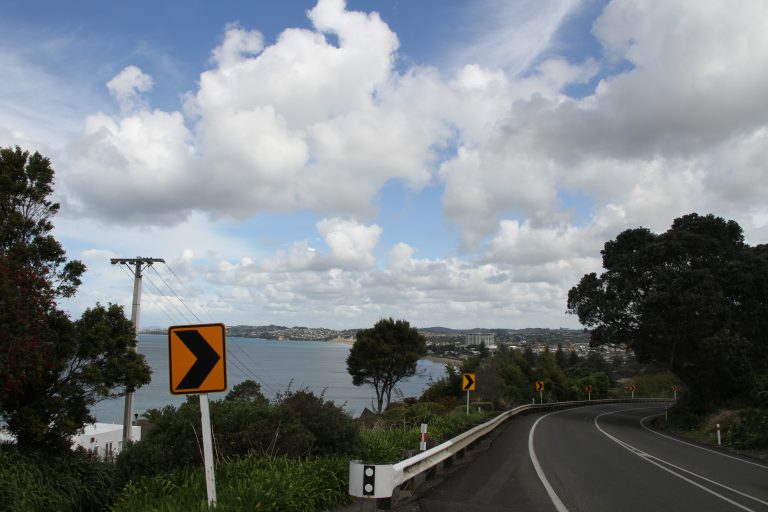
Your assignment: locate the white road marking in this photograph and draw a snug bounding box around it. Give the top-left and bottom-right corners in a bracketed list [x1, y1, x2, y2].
[639, 414, 768, 470]
[595, 409, 764, 512]
[529, 411, 569, 512]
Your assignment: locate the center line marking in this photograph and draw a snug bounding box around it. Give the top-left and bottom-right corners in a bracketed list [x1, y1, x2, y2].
[595, 409, 763, 512]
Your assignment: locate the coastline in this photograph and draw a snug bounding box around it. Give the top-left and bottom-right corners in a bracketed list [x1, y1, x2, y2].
[424, 355, 463, 366]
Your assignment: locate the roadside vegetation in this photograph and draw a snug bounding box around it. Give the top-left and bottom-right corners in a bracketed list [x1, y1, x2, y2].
[2, 149, 766, 510]
[567, 213, 768, 458]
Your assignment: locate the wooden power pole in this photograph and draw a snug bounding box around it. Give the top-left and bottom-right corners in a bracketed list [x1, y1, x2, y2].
[110, 257, 165, 445]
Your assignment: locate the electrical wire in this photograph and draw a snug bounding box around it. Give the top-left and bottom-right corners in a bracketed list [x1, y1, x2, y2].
[139, 261, 288, 396]
[149, 266, 203, 323]
[159, 262, 287, 388]
[143, 272, 193, 324]
[162, 262, 212, 323]
[118, 263, 187, 325]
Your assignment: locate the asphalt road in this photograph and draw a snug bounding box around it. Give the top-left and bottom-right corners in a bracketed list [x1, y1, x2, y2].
[417, 403, 768, 512]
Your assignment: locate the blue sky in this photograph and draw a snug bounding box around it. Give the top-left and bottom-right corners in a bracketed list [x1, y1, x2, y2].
[2, 0, 767, 329]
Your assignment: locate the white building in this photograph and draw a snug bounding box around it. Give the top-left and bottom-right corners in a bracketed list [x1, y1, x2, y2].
[465, 333, 496, 347]
[74, 423, 141, 459]
[0, 423, 140, 460]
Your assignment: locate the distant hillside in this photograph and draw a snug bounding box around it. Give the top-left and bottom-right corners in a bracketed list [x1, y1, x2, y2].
[141, 324, 588, 344]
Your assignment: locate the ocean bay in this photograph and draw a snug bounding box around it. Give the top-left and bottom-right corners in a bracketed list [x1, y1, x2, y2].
[91, 335, 447, 422]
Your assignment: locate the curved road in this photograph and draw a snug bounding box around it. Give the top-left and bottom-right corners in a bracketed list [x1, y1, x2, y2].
[418, 403, 768, 512]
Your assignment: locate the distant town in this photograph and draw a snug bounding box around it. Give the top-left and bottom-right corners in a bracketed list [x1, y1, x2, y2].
[142, 324, 589, 344]
[141, 324, 604, 359]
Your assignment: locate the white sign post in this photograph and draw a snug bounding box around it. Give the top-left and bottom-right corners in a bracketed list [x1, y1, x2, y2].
[199, 393, 217, 507]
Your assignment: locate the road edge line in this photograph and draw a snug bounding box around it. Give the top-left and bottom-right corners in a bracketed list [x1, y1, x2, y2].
[529, 411, 569, 512]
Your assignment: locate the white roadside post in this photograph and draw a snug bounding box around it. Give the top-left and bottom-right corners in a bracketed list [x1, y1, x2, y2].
[420, 424, 428, 451]
[716, 423, 722, 446]
[199, 393, 217, 507]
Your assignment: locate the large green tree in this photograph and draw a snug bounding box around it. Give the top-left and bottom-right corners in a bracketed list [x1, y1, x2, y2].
[567, 213, 768, 404]
[347, 318, 427, 413]
[0, 146, 151, 451]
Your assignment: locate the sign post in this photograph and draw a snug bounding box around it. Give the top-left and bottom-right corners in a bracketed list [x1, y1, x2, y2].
[462, 373, 476, 415]
[672, 385, 678, 401]
[585, 384, 592, 401]
[627, 383, 637, 399]
[536, 380, 545, 404]
[199, 393, 216, 506]
[169, 323, 227, 507]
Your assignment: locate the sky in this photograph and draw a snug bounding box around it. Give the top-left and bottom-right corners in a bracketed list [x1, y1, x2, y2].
[2, 0, 768, 330]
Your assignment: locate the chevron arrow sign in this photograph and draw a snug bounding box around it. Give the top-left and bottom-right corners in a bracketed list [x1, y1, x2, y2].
[169, 323, 227, 394]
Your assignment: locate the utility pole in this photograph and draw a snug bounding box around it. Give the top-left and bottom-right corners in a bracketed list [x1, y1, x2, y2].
[111, 257, 165, 445]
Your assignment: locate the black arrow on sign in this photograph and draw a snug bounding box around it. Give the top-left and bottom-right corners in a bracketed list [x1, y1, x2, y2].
[176, 329, 221, 390]
[463, 374, 474, 390]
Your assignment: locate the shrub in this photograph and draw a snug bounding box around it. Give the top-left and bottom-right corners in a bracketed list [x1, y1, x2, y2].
[274, 388, 362, 456]
[117, 389, 360, 483]
[731, 408, 768, 449]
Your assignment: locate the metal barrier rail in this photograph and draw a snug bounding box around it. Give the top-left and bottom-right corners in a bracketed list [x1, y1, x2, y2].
[349, 397, 672, 499]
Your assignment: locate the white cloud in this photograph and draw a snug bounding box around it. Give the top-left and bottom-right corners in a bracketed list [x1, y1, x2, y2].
[317, 218, 382, 268]
[66, 109, 194, 223]
[452, 0, 582, 75]
[106, 66, 154, 114]
[11, 0, 768, 329]
[209, 23, 264, 68]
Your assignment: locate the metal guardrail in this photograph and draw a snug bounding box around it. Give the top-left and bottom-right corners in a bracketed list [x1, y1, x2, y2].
[349, 397, 672, 500]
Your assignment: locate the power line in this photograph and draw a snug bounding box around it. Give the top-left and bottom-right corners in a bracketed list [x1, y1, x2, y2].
[143, 272, 193, 324]
[149, 265, 203, 323]
[162, 262, 212, 322]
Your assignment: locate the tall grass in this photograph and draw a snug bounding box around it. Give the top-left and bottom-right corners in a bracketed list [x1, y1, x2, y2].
[112, 455, 351, 512]
[112, 407, 492, 511]
[362, 409, 491, 463]
[0, 447, 116, 512]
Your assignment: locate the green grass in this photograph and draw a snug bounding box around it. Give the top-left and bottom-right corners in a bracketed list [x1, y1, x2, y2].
[1, 404, 494, 512]
[361, 409, 491, 463]
[0, 447, 117, 512]
[112, 456, 351, 512]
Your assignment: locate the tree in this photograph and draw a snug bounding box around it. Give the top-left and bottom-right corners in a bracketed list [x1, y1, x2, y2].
[554, 343, 568, 368]
[0, 146, 151, 451]
[225, 379, 268, 404]
[347, 318, 427, 413]
[567, 213, 768, 405]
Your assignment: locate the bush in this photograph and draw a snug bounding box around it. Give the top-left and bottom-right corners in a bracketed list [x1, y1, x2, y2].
[631, 371, 681, 399]
[117, 389, 360, 483]
[0, 446, 117, 512]
[731, 408, 768, 449]
[274, 388, 362, 456]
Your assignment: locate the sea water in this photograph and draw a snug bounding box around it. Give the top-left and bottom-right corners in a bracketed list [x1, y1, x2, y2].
[91, 335, 447, 422]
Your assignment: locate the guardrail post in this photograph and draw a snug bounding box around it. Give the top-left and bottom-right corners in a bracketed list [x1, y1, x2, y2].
[349, 461, 397, 499]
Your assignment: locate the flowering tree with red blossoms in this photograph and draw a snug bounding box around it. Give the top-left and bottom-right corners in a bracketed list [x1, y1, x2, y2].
[0, 146, 151, 451]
